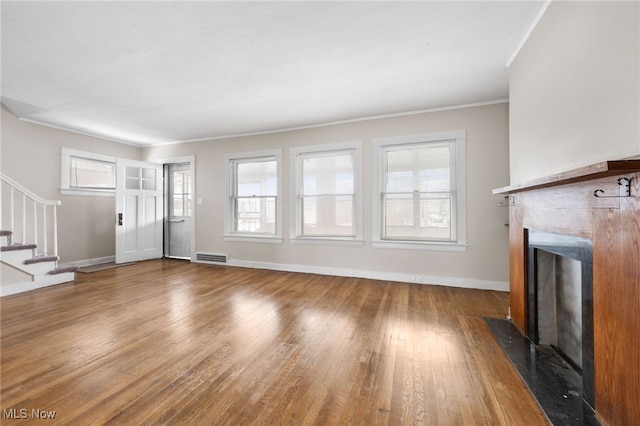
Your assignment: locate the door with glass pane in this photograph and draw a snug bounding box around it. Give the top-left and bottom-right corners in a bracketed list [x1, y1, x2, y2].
[115, 159, 163, 264]
[165, 163, 192, 259]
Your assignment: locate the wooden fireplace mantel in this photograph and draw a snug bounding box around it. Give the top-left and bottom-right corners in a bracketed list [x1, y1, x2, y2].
[493, 160, 640, 194]
[493, 160, 640, 426]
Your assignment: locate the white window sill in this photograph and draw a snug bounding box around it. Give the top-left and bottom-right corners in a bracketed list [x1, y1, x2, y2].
[224, 234, 283, 244]
[289, 237, 365, 247]
[60, 188, 115, 197]
[372, 240, 468, 252]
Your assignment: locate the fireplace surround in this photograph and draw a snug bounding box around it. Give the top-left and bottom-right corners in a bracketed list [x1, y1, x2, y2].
[494, 160, 640, 426]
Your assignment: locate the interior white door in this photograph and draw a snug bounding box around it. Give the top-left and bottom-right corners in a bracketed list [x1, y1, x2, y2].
[115, 159, 164, 264]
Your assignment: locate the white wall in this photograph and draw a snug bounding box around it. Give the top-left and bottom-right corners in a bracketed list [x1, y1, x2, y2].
[144, 103, 510, 290]
[1, 107, 142, 262]
[509, 1, 640, 184]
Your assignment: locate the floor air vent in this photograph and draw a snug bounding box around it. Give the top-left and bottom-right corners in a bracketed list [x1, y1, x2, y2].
[196, 252, 228, 264]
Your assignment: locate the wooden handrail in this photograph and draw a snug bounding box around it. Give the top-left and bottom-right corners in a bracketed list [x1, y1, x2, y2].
[0, 173, 60, 206]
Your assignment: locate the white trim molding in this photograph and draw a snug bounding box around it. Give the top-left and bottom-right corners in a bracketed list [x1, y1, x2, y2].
[67, 255, 116, 268]
[288, 237, 364, 247]
[372, 130, 467, 252]
[60, 147, 117, 197]
[223, 235, 283, 244]
[224, 149, 283, 242]
[148, 155, 197, 261]
[505, 0, 553, 67]
[205, 258, 508, 292]
[289, 140, 363, 245]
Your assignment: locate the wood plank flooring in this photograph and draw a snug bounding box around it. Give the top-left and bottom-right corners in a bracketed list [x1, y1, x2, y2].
[1, 259, 549, 425]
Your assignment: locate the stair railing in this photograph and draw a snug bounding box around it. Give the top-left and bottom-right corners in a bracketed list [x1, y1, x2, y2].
[0, 172, 61, 257]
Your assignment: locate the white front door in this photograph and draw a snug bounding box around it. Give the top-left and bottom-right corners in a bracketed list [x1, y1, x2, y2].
[115, 159, 164, 264]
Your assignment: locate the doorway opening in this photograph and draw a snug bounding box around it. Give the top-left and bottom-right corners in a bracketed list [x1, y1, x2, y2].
[164, 162, 193, 260]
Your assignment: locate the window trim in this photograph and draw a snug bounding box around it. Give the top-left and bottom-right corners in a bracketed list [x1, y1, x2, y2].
[372, 130, 467, 252]
[224, 149, 283, 244]
[60, 147, 116, 197]
[289, 141, 364, 246]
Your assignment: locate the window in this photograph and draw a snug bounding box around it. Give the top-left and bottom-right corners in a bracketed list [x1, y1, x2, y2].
[171, 169, 192, 217]
[224, 150, 282, 243]
[373, 131, 467, 251]
[60, 148, 116, 196]
[290, 141, 363, 245]
[125, 165, 158, 191]
[71, 157, 115, 189]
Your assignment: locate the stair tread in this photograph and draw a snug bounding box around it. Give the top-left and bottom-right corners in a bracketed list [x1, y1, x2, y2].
[49, 265, 78, 275]
[24, 255, 59, 265]
[1, 243, 37, 251]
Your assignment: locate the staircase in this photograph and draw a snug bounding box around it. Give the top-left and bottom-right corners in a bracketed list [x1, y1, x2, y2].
[1, 173, 77, 297]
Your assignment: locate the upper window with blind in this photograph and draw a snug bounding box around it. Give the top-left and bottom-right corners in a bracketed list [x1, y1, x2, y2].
[60, 148, 116, 196]
[224, 149, 282, 243]
[372, 131, 467, 252]
[290, 141, 363, 245]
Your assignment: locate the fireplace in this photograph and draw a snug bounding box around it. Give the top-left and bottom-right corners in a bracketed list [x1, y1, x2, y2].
[527, 230, 594, 409]
[492, 160, 640, 426]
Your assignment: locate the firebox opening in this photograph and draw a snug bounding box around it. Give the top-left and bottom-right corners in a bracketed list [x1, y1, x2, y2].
[527, 229, 594, 409]
[536, 251, 583, 371]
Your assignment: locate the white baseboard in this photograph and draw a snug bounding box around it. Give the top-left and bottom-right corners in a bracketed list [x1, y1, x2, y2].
[4, 254, 508, 294]
[67, 256, 115, 268]
[193, 258, 509, 292]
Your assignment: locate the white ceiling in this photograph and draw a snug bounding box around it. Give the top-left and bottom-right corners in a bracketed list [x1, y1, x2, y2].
[1, 1, 546, 147]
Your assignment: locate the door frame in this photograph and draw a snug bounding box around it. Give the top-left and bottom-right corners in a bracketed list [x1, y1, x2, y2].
[153, 155, 196, 261]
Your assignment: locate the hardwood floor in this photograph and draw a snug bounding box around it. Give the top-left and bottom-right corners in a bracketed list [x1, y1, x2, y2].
[1, 259, 549, 425]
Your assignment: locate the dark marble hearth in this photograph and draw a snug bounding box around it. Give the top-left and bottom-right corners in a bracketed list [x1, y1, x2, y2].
[485, 318, 600, 426]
